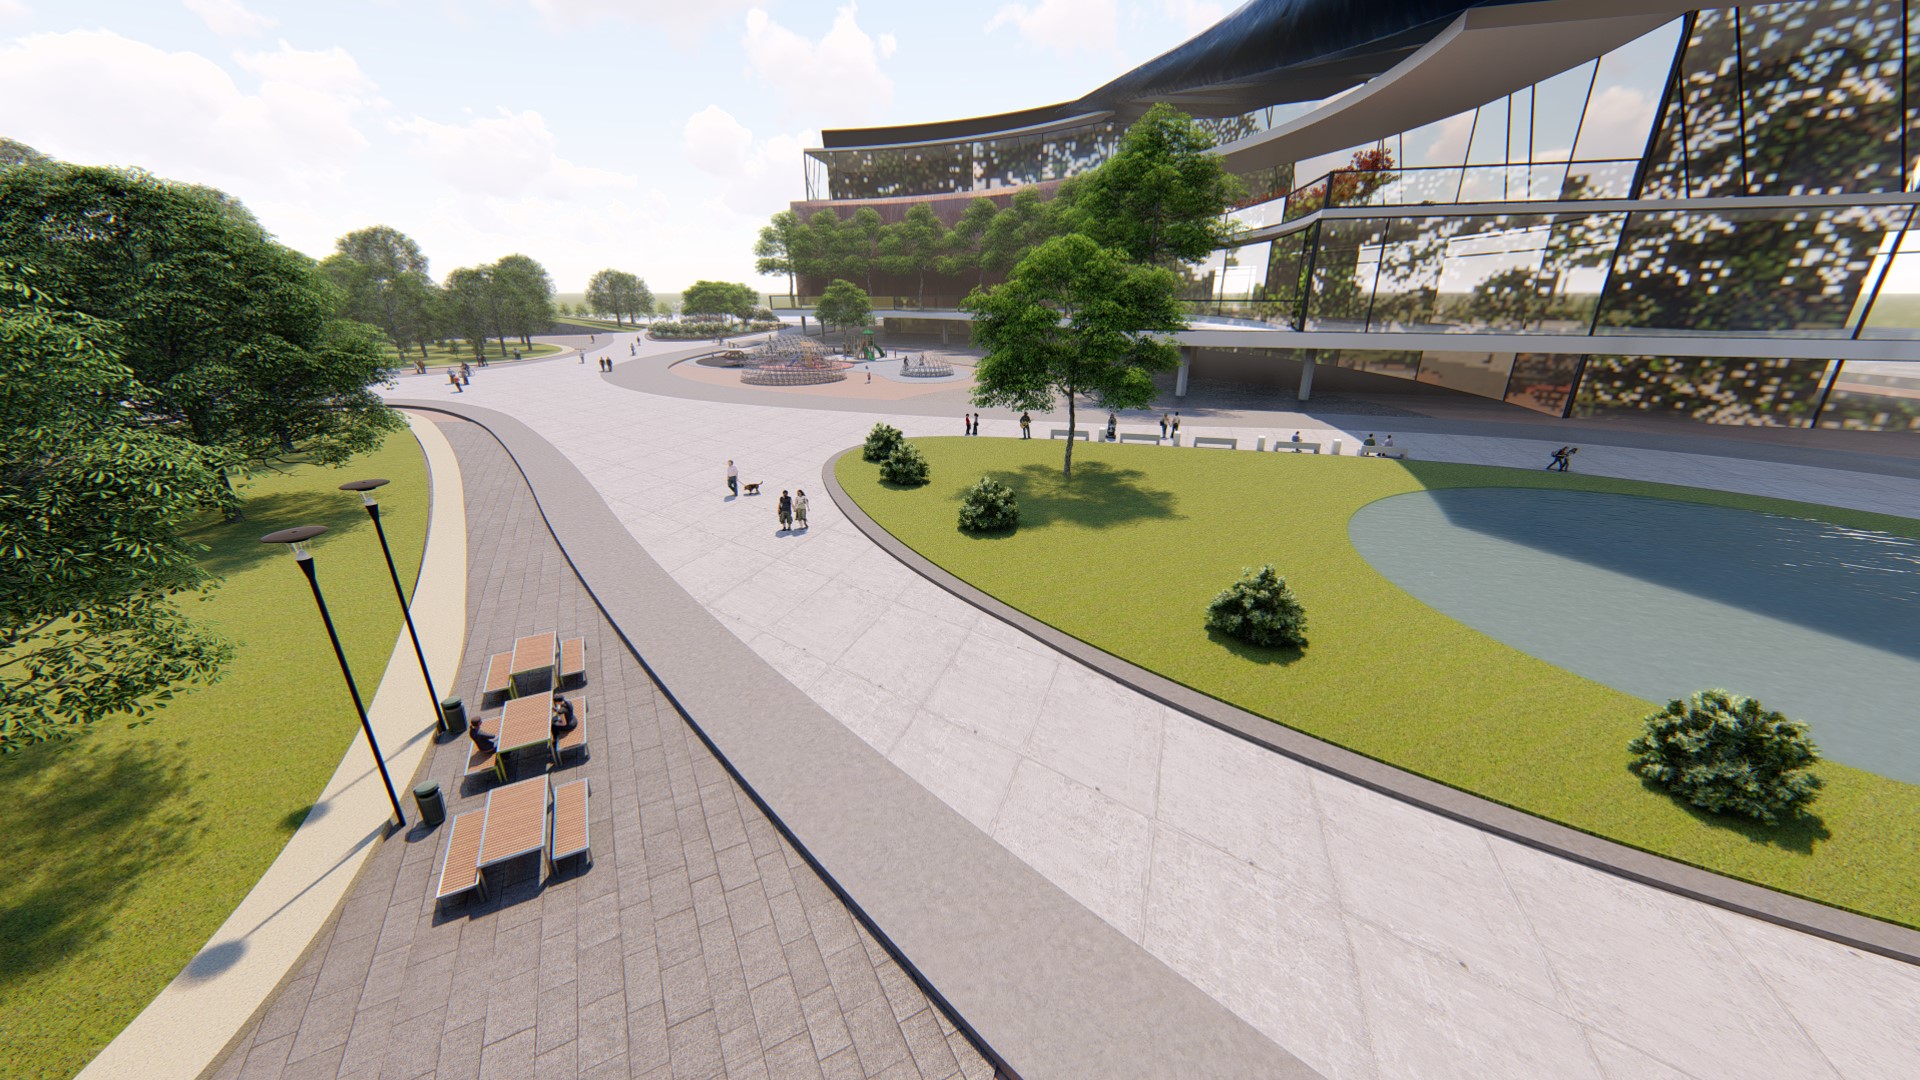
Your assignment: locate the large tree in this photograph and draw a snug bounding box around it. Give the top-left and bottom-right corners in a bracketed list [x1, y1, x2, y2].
[681, 280, 759, 321]
[0, 268, 232, 749]
[321, 225, 437, 361]
[839, 207, 886, 293]
[963, 233, 1185, 477]
[880, 204, 947, 307]
[939, 197, 1000, 289]
[755, 210, 803, 297]
[0, 163, 402, 493]
[814, 278, 873, 350]
[586, 268, 639, 327]
[492, 253, 555, 345]
[443, 265, 500, 358]
[1071, 103, 1242, 267]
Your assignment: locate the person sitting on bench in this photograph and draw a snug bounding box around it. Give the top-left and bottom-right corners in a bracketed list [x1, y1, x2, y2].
[551, 694, 577, 735]
[469, 718, 497, 754]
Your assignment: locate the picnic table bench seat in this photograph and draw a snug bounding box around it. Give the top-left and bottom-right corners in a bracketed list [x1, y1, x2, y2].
[480, 652, 513, 703]
[549, 779, 591, 872]
[435, 810, 487, 904]
[558, 636, 586, 687]
[554, 698, 589, 762]
[464, 718, 500, 781]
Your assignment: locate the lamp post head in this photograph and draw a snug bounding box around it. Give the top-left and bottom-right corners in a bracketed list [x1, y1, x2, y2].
[340, 477, 389, 508]
[261, 524, 328, 561]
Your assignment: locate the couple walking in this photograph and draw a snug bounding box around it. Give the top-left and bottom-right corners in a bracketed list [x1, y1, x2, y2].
[777, 489, 809, 532]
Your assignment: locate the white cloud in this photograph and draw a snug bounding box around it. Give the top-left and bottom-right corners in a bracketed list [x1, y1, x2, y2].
[986, 0, 1116, 56]
[681, 104, 810, 215]
[1160, 0, 1223, 35]
[1571, 85, 1658, 159]
[391, 106, 635, 200]
[183, 0, 277, 38]
[742, 5, 895, 122]
[0, 30, 373, 193]
[527, 0, 752, 33]
[0, 0, 30, 24]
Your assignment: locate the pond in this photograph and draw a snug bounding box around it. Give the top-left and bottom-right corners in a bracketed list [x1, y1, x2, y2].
[1349, 488, 1920, 785]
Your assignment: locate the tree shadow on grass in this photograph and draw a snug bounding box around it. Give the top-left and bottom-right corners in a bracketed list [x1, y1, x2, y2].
[1002, 461, 1182, 530]
[182, 489, 386, 582]
[1204, 628, 1306, 668]
[1627, 769, 1830, 855]
[0, 739, 207, 985]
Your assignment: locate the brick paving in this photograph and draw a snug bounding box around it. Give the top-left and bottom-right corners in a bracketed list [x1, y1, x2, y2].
[209, 416, 992, 1080]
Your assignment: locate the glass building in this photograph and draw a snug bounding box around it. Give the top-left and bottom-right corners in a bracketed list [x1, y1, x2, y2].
[801, 1, 1920, 430]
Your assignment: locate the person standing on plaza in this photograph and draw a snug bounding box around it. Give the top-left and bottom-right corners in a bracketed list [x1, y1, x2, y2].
[1020, 412, 1032, 439]
[449, 369, 463, 393]
[793, 490, 809, 530]
[726, 459, 739, 496]
[1170, 413, 1180, 440]
[962, 413, 970, 435]
[778, 490, 793, 531]
[460, 360, 472, 382]
[1106, 412, 1118, 442]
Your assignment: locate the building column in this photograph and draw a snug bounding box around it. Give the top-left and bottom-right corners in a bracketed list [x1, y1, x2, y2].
[1175, 347, 1192, 398]
[1297, 351, 1317, 402]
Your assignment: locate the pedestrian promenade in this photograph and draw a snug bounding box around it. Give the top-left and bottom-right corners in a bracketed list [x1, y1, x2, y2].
[209, 416, 991, 1080]
[391, 350, 1920, 1080]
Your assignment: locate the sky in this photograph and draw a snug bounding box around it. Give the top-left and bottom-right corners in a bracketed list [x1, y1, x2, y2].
[0, 0, 1227, 295]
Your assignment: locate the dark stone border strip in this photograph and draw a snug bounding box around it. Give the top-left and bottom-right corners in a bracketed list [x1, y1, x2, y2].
[392, 402, 1318, 1080]
[821, 447, 1920, 968]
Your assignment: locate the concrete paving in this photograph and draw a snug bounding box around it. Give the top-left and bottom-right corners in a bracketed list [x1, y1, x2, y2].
[206, 416, 994, 1080]
[387, 341, 1920, 1080]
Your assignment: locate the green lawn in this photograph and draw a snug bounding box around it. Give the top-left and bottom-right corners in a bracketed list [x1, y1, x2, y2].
[0, 436, 430, 1080]
[396, 339, 563, 368]
[838, 437, 1920, 929]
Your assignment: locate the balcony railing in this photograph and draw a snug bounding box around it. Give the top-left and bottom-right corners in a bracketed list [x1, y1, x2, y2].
[1273, 159, 1641, 223]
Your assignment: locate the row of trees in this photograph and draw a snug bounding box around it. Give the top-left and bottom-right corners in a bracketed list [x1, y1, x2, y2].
[321, 228, 562, 361]
[1, 151, 406, 747]
[584, 268, 654, 327]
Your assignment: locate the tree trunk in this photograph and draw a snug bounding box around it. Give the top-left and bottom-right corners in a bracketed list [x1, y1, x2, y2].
[1063, 393, 1075, 478]
[220, 469, 244, 522]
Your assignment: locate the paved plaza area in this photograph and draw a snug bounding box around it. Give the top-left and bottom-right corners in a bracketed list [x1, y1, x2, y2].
[209, 416, 991, 1080]
[373, 331, 1920, 1080]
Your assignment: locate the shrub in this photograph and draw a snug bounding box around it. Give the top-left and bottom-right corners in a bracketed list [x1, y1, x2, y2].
[862, 422, 904, 462]
[1205, 564, 1308, 648]
[1627, 689, 1822, 824]
[646, 319, 735, 340]
[958, 476, 1018, 532]
[880, 442, 930, 486]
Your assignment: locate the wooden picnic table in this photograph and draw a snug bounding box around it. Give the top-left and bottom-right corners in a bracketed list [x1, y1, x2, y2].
[510, 631, 557, 681]
[477, 775, 549, 885]
[495, 694, 555, 774]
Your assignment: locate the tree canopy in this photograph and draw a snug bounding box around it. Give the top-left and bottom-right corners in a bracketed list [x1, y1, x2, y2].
[681, 280, 759, 320]
[492, 253, 555, 344]
[1069, 102, 1243, 267]
[0, 268, 231, 749]
[585, 268, 653, 326]
[320, 225, 438, 361]
[0, 163, 402, 483]
[814, 279, 873, 347]
[963, 233, 1185, 477]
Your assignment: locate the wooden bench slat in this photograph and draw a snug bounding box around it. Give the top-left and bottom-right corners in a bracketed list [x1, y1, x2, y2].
[550, 779, 590, 864]
[435, 810, 485, 901]
[555, 699, 588, 760]
[559, 636, 586, 684]
[480, 652, 513, 699]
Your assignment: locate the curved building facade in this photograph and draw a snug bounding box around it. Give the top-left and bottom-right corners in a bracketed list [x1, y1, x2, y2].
[799, 0, 1920, 431]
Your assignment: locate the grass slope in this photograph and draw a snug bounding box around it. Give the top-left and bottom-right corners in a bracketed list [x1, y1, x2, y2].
[837, 437, 1920, 928]
[0, 436, 430, 1080]
[395, 340, 563, 368]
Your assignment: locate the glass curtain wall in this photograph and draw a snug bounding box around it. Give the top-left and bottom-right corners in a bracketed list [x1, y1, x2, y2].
[1572, 355, 1833, 425]
[1817, 360, 1920, 429]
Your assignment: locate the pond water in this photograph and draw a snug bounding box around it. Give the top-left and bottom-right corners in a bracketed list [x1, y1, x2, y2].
[1348, 488, 1920, 785]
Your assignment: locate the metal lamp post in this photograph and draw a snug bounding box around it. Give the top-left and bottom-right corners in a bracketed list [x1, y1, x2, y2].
[339, 478, 444, 731]
[261, 525, 406, 829]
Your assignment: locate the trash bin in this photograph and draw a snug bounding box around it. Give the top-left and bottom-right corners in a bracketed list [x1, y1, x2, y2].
[413, 781, 446, 826]
[439, 696, 467, 734]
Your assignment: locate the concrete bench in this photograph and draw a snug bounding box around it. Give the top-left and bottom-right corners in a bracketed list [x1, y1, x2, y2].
[548, 779, 591, 873]
[479, 651, 512, 704]
[1359, 445, 1410, 459]
[1118, 432, 1162, 444]
[434, 810, 487, 905]
[1191, 436, 1238, 449]
[1274, 441, 1322, 454]
[553, 698, 589, 763]
[558, 636, 586, 687]
[1049, 429, 1090, 440]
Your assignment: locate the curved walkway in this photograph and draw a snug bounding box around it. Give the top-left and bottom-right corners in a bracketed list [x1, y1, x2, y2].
[390, 341, 1920, 1080]
[80, 414, 471, 1080]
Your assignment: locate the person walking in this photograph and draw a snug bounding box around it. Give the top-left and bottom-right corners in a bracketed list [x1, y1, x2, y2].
[1545, 446, 1568, 471]
[777, 490, 793, 532]
[1020, 412, 1032, 439]
[449, 369, 463, 393]
[1558, 446, 1579, 472]
[460, 361, 472, 381]
[1106, 412, 1118, 442]
[866, 370, 872, 384]
[726, 459, 739, 497]
[793, 489, 810, 530]
[1160, 413, 1169, 438]
[1170, 413, 1181, 440]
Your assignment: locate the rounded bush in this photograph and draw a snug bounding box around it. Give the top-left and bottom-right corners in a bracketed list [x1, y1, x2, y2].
[880, 442, 930, 486]
[862, 422, 904, 463]
[958, 476, 1018, 532]
[1627, 689, 1822, 824]
[1205, 564, 1308, 648]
